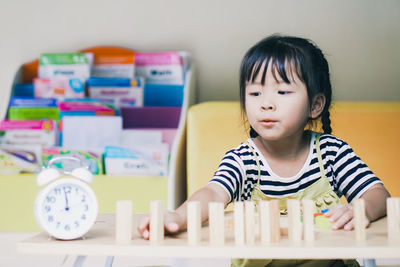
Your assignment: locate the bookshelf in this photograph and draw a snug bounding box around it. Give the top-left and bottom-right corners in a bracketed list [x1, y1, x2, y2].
[0, 46, 195, 231]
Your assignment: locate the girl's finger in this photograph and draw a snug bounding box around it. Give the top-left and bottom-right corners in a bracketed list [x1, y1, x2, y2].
[332, 210, 353, 230]
[328, 206, 347, 222]
[343, 218, 354, 231]
[344, 213, 370, 231]
[138, 216, 150, 231]
[324, 207, 338, 217]
[365, 218, 370, 228]
[142, 229, 149, 240]
[165, 222, 179, 233]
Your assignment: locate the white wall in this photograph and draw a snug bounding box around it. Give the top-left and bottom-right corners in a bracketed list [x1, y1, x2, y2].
[0, 0, 399, 117]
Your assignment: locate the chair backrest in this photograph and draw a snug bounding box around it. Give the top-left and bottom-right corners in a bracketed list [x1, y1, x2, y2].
[186, 101, 400, 198]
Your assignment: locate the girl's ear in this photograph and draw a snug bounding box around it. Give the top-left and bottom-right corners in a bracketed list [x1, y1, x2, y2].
[310, 94, 326, 119]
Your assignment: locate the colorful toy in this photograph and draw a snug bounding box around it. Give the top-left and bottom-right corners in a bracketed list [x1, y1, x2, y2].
[314, 209, 332, 228]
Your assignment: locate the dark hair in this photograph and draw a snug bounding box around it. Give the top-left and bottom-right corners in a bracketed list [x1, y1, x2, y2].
[239, 34, 332, 137]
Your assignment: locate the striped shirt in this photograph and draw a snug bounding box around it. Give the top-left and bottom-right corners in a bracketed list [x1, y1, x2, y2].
[210, 131, 382, 204]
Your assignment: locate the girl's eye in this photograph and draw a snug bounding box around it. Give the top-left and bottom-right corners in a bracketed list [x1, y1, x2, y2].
[249, 92, 261, 96]
[278, 91, 291, 95]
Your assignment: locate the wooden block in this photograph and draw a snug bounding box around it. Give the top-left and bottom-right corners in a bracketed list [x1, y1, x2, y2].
[208, 202, 224, 246]
[245, 201, 256, 245]
[270, 199, 281, 242]
[233, 201, 245, 246]
[287, 199, 302, 243]
[302, 199, 315, 243]
[150, 200, 164, 244]
[387, 197, 400, 241]
[187, 201, 201, 246]
[259, 200, 271, 245]
[115, 200, 133, 244]
[353, 198, 366, 242]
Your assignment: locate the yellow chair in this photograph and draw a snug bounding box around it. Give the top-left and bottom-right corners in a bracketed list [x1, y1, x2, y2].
[187, 101, 400, 198]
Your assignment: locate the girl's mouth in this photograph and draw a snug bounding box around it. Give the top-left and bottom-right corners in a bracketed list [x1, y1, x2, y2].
[260, 119, 277, 127]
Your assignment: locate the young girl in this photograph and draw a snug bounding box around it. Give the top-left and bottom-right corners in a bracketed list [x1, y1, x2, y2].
[138, 35, 390, 266]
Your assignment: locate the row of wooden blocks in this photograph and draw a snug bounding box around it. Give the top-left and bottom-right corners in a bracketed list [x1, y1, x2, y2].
[115, 197, 400, 245]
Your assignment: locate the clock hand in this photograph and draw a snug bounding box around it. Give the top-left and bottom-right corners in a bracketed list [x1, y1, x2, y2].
[63, 187, 70, 211]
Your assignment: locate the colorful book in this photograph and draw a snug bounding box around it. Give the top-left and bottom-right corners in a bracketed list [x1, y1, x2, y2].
[38, 53, 90, 80]
[91, 53, 135, 78]
[104, 144, 168, 176]
[42, 147, 103, 174]
[0, 120, 57, 147]
[87, 77, 144, 107]
[9, 97, 58, 107]
[34, 77, 85, 99]
[135, 52, 184, 85]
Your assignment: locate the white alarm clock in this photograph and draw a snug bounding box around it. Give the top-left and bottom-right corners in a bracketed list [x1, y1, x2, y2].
[34, 156, 98, 240]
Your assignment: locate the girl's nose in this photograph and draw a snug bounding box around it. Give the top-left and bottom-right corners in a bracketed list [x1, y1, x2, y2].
[261, 97, 276, 111]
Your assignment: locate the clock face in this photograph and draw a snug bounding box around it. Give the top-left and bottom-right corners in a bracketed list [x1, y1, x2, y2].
[34, 178, 98, 240]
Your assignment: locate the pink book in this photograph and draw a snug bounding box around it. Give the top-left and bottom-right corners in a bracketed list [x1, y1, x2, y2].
[58, 102, 114, 112]
[0, 120, 54, 131]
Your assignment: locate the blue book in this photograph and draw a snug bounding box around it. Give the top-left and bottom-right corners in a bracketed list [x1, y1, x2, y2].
[87, 77, 142, 87]
[9, 97, 58, 107]
[13, 84, 34, 97]
[144, 84, 184, 107]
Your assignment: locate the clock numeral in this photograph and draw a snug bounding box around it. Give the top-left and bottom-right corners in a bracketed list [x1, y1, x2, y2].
[48, 216, 54, 222]
[81, 214, 86, 220]
[46, 196, 56, 203]
[81, 195, 86, 202]
[65, 224, 70, 231]
[75, 221, 80, 228]
[56, 222, 60, 228]
[84, 204, 89, 211]
[63, 186, 71, 194]
[45, 205, 51, 212]
[54, 188, 61, 195]
[75, 187, 79, 194]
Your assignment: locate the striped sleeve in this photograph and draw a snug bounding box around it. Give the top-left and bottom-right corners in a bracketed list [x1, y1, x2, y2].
[209, 149, 246, 203]
[332, 138, 382, 203]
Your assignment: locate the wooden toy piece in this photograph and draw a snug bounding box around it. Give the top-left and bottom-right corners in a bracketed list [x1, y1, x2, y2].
[287, 199, 302, 243]
[353, 198, 366, 242]
[387, 197, 400, 241]
[150, 200, 164, 244]
[187, 201, 201, 246]
[270, 199, 281, 242]
[245, 201, 256, 245]
[302, 199, 315, 243]
[208, 202, 224, 246]
[233, 201, 245, 246]
[259, 200, 271, 245]
[115, 200, 133, 244]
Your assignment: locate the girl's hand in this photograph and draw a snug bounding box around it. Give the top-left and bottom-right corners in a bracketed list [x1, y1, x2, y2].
[324, 203, 370, 231]
[138, 210, 185, 240]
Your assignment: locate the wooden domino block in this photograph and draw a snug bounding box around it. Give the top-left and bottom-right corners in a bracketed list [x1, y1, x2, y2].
[270, 199, 281, 242]
[234, 201, 245, 246]
[150, 200, 164, 244]
[187, 201, 201, 246]
[208, 202, 224, 246]
[259, 200, 271, 245]
[387, 197, 400, 241]
[115, 200, 133, 244]
[353, 198, 366, 242]
[245, 201, 256, 245]
[287, 199, 302, 243]
[302, 199, 315, 243]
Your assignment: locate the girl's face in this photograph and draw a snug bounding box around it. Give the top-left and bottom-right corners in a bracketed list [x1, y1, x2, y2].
[245, 62, 311, 141]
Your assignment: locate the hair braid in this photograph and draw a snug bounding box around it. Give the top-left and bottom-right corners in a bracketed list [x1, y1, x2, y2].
[321, 109, 332, 134]
[249, 126, 258, 138]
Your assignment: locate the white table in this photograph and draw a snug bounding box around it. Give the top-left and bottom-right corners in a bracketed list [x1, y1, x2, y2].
[17, 214, 400, 266]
